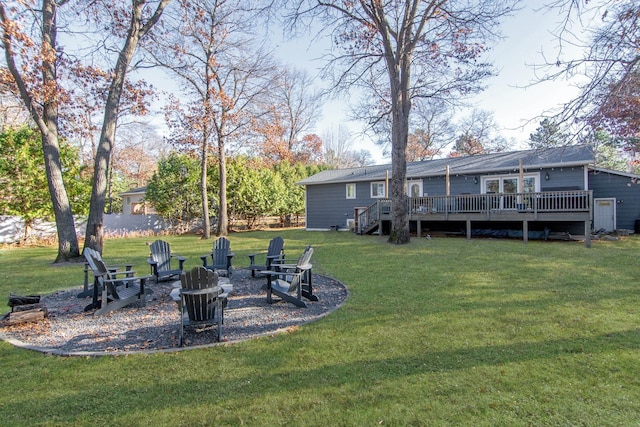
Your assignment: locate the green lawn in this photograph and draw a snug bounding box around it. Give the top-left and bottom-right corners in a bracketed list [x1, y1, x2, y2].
[1, 230, 639, 426]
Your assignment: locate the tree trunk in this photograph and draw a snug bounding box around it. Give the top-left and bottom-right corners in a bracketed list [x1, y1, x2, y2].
[386, 52, 411, 244]
[217, 139, 228, 236]
[201, 131, 210, 239]
[84, 6, 143, 253]
[41, 0, 80, 262]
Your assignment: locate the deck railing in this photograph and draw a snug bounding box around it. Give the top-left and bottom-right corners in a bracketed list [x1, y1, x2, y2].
[358, 190, 592, 233]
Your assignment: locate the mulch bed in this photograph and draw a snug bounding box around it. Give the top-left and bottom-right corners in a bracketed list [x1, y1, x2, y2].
[0, 268, 348, 356]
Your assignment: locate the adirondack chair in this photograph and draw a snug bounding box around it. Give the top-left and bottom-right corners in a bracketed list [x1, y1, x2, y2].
[200, 237, 234, 277]
[178, 266, 224, 346]
[263, 245, 317, 308]
[147, 240, 186, 282]
[80, 247, 134, 305]
[83, 248, 150, 316]
[247, 236, 285, 277]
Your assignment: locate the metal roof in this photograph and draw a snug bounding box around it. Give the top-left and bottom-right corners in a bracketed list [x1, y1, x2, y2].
[298, 145, 595, 185]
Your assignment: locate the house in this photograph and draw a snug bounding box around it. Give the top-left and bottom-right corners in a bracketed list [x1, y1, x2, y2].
[120, 186, 156, 215]
[297, 145, 640, 242]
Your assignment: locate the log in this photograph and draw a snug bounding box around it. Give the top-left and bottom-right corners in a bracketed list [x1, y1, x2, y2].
[13, 303, 46, 313]
[2, 307, 47, 325]
[8, 294, 41, 308]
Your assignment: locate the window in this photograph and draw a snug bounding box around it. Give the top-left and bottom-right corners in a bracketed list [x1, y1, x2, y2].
[346, 183, 356, 199]
[481, 173, 541, 210]
[371, 181, 386, 198]
[481, 173, 540, 194]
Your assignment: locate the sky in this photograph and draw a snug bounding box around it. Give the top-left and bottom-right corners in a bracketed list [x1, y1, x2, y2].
[273, 4, 592, 165]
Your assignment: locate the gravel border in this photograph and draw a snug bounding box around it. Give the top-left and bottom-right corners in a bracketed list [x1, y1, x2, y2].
[0, 268, 348, 356]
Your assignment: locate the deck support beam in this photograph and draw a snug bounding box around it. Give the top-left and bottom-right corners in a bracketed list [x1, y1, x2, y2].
[466, 220, 471, 240]
[585, 220, 591, 248]
[523, 220, 528, 244]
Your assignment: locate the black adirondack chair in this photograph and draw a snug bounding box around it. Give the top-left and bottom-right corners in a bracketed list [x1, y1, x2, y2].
[83, 248, 150, 316]
[263, 245, 317, 308]
[248, 236, 284, 277]
[147, 240, 186, 282]
[200, 237, 234, 277]
[178, 266, 224, 346]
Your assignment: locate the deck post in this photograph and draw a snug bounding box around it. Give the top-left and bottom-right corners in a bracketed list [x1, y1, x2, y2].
[466, 220, 471, 240]
[523, 220, 528, 244]
[417, 220, 422, 238]
[585, 220, 591, 248]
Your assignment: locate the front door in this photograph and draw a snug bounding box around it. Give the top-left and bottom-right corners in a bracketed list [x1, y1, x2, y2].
[594, 198, 616, 232]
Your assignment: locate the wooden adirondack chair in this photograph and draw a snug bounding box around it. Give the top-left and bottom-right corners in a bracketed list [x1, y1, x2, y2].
[248, 236, 285, 277]
[200, 237, 234, 277]
[179, 266, 224, 346]
[83, 248, 150, 316]
[263, 245, 317, 308]
[147, 240, 186, 282]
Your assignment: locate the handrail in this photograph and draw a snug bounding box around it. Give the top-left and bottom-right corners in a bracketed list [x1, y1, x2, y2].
[357, 191, 592, 232]
[407, 190, 591, 215]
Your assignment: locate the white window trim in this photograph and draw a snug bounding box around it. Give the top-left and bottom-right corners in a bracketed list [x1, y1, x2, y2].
[346, 183, 356, 199]
[480, 172, 541, 193]
[370, 181, 386, 198]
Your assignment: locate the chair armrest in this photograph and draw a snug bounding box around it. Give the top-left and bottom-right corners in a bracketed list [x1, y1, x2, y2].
[102, 270, 138, 277]
[108, 263, 134, 270]
[248, 251, 266, 265]
[104, 274, 150, 284]
[274, 263, 297, 270]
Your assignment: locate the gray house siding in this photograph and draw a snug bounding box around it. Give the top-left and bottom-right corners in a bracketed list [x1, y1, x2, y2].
[589, 170, 640, 230]
[540, 167, 586, 191]
[306, 182, 372, 230]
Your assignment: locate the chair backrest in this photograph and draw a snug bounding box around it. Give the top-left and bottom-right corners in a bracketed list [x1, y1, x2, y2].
[83, 247, 102, 274]
[284, 246, 313, 292]
[297, 245, 313, 270]
[84, 247, 124, 298]
[181, 266, 219, 321]
[212, 237, 231, 267]
[267, 237, 284, 258]
[149, 240, 172, 272]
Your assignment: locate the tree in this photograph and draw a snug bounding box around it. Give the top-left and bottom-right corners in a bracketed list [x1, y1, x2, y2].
[528, 118, 567, 149]
[322, 124, 374, 168]
[541, 1, 640, 147]
[225, 156, 278, 229]
[288, 1, 517, 244]
[405, 101, 455, 161]
[0, 127, 91, 238]
[145, 153, 202, 229]
[154, 0, 276, 238]
[449, 109, 508, 156]
[0, 0, 82, 262]
[83, 0, 171, 253]
[254, 67, 324, 164]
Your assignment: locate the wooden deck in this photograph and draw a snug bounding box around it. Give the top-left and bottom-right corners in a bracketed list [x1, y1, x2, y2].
[357, 190, 593, 245]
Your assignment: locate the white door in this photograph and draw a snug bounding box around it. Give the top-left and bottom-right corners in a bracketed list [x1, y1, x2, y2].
[594, 198, 616, 232]
[407, 180, 423, 197]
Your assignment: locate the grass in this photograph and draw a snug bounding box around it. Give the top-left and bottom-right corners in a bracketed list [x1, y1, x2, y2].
[1, 230, 640, 426]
